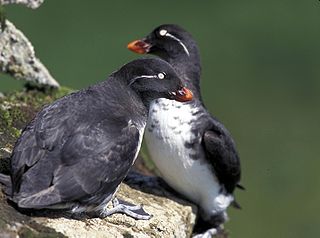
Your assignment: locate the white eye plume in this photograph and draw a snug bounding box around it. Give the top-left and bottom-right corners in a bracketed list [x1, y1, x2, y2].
[129, 73, 165, 86]
[166, 33, 190, 57]
[158, 29, 190, 57]
[157, 72, 166, 79]
[159, 29, 167, 36]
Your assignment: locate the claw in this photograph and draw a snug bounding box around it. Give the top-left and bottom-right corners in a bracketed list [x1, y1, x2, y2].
[100, 197, 152, 220]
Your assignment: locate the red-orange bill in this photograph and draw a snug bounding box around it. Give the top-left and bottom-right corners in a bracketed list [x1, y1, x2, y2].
[127, 40, 151, 54]
[173, 87, 193, 102]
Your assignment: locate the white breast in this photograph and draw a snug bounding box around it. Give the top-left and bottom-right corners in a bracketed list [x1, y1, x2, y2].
[145, 99, 233, 216]
[128, 119, 146, 166]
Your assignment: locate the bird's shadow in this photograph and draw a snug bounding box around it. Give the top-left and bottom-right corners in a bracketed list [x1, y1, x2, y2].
[0, 156, 10, 174]
[5, 199, 89, 220]
[124, 169, 196, 209]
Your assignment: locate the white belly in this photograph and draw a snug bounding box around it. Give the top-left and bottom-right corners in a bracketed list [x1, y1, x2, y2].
[145, 99, 233, 216]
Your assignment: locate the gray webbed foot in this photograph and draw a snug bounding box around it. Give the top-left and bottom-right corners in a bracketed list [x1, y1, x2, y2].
[99, 197, 152, 220]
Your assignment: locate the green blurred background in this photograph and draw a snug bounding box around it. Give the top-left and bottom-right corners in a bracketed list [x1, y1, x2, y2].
[1, 0, 320, 237]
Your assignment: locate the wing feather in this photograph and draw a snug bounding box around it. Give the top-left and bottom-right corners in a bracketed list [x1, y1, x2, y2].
[202, 118, 241, 194]
[15, 119, 141, 208]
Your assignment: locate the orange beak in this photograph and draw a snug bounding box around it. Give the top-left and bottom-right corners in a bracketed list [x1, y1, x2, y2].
[172, 87, 193, 102]
[127, 39, 151, 54]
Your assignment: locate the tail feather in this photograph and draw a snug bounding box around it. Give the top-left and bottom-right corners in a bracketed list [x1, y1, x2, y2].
[231, 199, 242, 209]
[231, 183, 245, 209]
[236, 183, 246, 190]
[0, 173, 12, 196]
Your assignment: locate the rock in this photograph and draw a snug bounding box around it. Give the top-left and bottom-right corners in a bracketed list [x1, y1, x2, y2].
[0, 181, 197, 238]
[1, 0, 44, 9]
[34, 182, 196, 238]
[0, 20, 60, 87]
[0, 88, 198, 237]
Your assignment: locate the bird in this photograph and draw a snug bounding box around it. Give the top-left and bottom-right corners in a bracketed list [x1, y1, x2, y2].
[0, 57, 193, 220]
[128, 24, 242, 236]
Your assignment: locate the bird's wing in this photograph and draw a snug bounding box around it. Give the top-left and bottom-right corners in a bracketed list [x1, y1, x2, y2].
[10, 97, 76, 191]
[16, 117, 142, 208]
[202, 117, 241, 194]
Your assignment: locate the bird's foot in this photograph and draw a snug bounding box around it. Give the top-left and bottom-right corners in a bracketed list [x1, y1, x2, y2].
[99, 197, 152, 220]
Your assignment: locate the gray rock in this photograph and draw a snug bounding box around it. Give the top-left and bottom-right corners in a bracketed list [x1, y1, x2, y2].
[0, 0, 44, 9]
[37, 183, 196, 238]
[0, 20, 60, 87]
[0, 181, 197, 238]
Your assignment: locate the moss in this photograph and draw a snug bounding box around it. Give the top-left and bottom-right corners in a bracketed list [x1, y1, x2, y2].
[27, 221, 67, 238]
[17, 226, 66, 238]
[0, 217, 6, 229]
[2, 110, 12, 126]
[53, 86, 74, 99]
[18, 227, 38, 238]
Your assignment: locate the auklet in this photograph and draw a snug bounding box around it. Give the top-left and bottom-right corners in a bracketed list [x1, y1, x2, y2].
[0, 58, 193, 220]
[128, 24, 242, 235]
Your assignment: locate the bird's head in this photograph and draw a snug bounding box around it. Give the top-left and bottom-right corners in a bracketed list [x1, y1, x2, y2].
[118, 58, 193, 104]
[127, 24, 199, 61]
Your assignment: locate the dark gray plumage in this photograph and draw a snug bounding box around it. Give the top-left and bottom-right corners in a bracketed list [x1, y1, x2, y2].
[0, 58, 193, 219]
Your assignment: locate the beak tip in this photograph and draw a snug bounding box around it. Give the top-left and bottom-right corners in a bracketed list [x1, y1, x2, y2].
[127, 39, 150, 54]
[184, 88, 193, 101]
[174, 87, 193, 102]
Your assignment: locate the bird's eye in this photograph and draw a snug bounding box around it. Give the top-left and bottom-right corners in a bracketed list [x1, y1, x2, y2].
[159, 29, 167, 36]
[157, 72, 166, 79]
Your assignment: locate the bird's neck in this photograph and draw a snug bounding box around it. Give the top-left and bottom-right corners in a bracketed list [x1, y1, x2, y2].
[168, 55, 202, 100]
[99, 77, 148, 126]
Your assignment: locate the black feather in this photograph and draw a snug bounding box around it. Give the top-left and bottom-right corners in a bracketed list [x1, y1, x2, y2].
[202, 121, 241, 194]
[236, 183, 246, 190]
